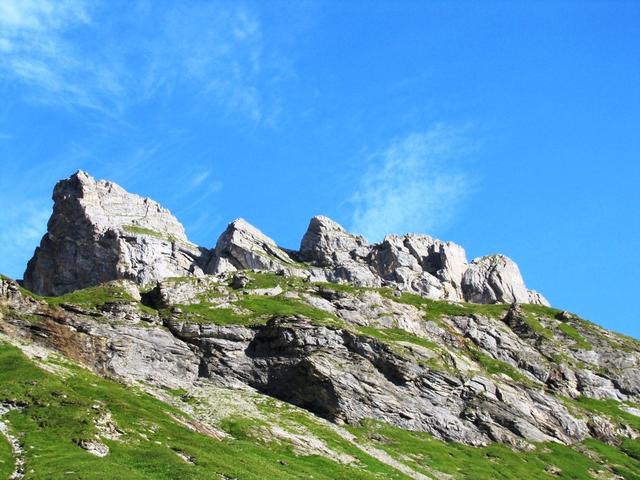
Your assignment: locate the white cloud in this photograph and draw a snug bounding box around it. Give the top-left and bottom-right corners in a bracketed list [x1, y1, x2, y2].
[0, 0, 89, 32]
[147, 2, 275, 124]
[0, 0, 284, 123]
[0, 0, 117, 112]
[350, 125, 475, 241]
[191, 170, 212, 188]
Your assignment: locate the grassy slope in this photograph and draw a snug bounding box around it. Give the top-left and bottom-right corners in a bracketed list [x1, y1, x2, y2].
[348, 420, 640, 480]
[0, 434, 12, 480]
[0, 342, 408, 480]
[169, 295, 343, 328]
[2, 336, 639, 480]
[43, 283, 137, 308]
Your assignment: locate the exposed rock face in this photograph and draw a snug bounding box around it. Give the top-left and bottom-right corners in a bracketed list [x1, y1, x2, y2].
[368, 234, 468, 300]
[298, 216, 470, 298]
[5, 272, 640, 454]
[298, 216, 379, 286]
[191, 316, 593, 446]
[298, 216, 543, 304]
[23, 171, 208, 296]
[205, 218, 296, 275]
[299, 215, 370, 266]
[462, 255, 549, 306]
[1, 277, 199, 389]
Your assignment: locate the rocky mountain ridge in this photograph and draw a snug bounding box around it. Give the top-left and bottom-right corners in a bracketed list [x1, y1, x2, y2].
[2, 171, 639, 479]
[23, 171, 547, 307]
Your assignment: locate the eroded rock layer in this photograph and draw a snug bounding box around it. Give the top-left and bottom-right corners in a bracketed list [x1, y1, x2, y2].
[2, 274, 638, 450]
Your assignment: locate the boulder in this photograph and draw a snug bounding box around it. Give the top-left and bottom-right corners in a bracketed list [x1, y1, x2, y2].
[23, 171, 208, 296]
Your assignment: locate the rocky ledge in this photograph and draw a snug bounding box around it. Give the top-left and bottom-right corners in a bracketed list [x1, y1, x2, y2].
[1, 273, 638, 450]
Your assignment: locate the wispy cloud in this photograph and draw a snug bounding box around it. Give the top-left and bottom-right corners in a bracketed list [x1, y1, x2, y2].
[0, 0, 122, 113]
[174, 168, 224, 215]
[140, 2, 283, 124]
[0, 0, 286, 123]
[349, 124, 476, 241]
[191, 170, 212, 188]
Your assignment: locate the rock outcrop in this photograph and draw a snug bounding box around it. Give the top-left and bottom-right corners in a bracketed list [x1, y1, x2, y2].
[23, 172, 547, 306]
[462, 255, 548, 305]
[23, 171, 208, 296]
[368, 234, 468, 300]
[188, 315, 590, 446]
[298, 216, 379, 286]
[205, 218, 297, 275]
[297, 216, 544, 304]
[299, 215, 370, 266]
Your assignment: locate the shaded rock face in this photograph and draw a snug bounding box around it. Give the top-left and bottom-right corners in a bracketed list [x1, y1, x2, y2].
[23, 171, 209, 296]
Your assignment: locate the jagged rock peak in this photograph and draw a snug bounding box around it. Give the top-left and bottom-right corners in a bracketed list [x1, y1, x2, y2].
[59, 170, 188, 240]
[368, 233, 469, 301]
[23, 171, 207, 296]
[299, 215, 370, 266]
[298, 215, 546, 305]
[205, 217, 296, 274]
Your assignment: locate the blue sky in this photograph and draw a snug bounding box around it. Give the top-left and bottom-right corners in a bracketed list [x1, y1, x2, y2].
[0, 1, 638, 336]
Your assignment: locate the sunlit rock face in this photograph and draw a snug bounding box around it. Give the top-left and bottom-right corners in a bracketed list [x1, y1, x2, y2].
[462, 254, 549, 306]
[205, 218, 297, 275]
[297, 215, 546, 305]
[23, 171, 208, 296]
